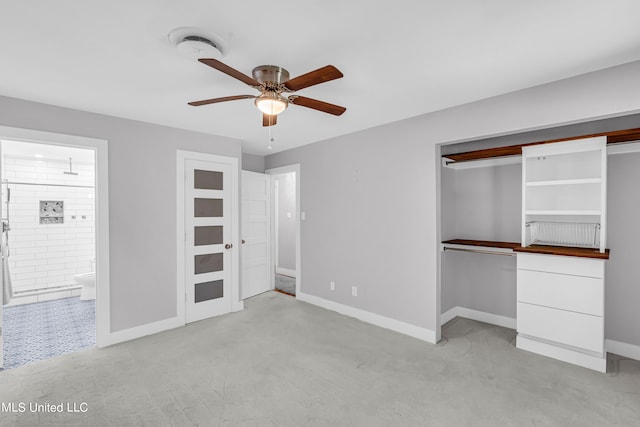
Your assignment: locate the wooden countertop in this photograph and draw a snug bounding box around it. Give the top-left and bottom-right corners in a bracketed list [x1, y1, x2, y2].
[442, 239, 610, 259]
[513, 244, 610, 259]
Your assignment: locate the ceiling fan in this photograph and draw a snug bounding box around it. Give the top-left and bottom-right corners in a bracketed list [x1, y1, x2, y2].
[188, 58, 346, 126]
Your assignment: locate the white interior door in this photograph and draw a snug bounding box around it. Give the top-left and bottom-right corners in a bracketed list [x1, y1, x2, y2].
[185, 159, 234, 323]
[241, 171, 271, 299]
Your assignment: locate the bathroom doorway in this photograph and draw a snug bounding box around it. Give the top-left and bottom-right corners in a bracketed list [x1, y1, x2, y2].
[266, 165, 300, 297]
[0, 139, 97, 370]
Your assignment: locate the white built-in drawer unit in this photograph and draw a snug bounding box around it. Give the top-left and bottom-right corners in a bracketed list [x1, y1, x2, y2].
[516, 252, 606, 372]
[517, 302, 604, 353]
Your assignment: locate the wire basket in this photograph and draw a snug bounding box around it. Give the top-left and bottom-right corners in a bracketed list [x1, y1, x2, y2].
[526, 221, 600, 248]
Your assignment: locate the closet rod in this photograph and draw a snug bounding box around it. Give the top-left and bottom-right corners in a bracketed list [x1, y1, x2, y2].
[442, 246, 516, 257]
[2, 180, 94, 189]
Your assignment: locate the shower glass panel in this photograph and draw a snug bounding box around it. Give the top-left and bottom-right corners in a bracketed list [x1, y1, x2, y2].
[194, 253, 223, 274]
[194, 170, 223, 190]
[194, 198, 223, 217]
[194, 226, 223, 246]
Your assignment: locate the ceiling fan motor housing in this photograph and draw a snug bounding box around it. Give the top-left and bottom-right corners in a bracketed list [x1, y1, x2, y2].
[252, 65, 290, 86]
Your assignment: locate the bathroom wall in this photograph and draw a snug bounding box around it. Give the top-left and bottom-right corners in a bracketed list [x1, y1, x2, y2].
[4, 154, 95, 300]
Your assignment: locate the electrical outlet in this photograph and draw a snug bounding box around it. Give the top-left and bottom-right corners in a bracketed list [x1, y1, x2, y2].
[330, 281, 335, 291]
[352, 286, 357, 297]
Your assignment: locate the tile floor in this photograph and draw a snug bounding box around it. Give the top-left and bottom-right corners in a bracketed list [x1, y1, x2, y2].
[2, 296, 95, 370]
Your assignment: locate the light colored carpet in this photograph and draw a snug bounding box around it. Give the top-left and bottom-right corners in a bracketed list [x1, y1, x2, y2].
[0, 291, 639, 426]
[275, 273, 296, 295]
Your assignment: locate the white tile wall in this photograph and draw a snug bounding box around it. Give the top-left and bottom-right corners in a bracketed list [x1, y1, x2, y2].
[4, 155, 95, 293]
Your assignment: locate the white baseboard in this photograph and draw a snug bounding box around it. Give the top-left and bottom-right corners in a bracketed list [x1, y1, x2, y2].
[441, 306, 516, 330]
[100, 316, 184, 347]
[297, 292, 437, 344]
[517, 335, 606, 372]
[442, 306, 640, 363]
[276, 267, 296, 278]
[606, 339, 640, 361]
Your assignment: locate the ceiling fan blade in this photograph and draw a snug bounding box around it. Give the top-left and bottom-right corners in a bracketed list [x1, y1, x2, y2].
[288, 95, 346, 116]
[188, 95, 256, 107]
[283, 65, 343, 91]
[198, 58, 261, 87]
[262, 113, 277, 127]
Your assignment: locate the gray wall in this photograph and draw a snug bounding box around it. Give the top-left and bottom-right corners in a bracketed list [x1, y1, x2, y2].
[606, 152, 640, 345]
[242, 153, 265, 173]
[441, 164, 521, 316]
[442, 164, 521, 243]
[275, 172, 296, 272]
[266, 118, 438, 329]
[0, 95, 242, 333]
[266, 60, 640, 336]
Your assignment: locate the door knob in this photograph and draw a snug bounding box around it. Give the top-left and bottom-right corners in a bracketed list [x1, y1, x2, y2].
[241, 239, 246, 244]
[225, 243, 233, 249]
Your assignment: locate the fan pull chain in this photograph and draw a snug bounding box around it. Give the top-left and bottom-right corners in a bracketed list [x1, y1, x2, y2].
[268, 122, 273, 150]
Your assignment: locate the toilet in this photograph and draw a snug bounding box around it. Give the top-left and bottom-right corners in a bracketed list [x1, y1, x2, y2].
[75, 272, 96, 300]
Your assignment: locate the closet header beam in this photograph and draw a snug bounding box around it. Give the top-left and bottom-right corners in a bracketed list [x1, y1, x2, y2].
[444, 127, 640, 163]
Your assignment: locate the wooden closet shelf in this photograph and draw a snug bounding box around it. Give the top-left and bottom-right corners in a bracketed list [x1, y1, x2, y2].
[513, 245, 610, 259]
[443, 240, 610, 259]
[444, 127, 640, 163]
[442, 239, 521, 249]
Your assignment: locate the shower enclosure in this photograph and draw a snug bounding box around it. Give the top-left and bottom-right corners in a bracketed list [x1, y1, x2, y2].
[1, 142, 96, 305]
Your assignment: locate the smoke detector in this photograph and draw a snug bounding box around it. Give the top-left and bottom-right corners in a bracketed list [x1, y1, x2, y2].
[168, 27, 227, 59]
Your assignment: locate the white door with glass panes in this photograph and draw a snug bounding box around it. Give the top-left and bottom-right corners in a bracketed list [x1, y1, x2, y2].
[185, 159, 234, 323]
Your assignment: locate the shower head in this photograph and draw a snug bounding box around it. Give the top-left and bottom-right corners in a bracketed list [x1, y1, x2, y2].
[64, 157, 78, 176]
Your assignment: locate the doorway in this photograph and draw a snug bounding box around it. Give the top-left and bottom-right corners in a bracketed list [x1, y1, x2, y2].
[266, 165, 300, 297]
[1, 139, 97, 369]
[177, 151, 241, 325]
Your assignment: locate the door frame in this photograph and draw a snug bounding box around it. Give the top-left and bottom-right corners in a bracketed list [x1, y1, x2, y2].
[265, 164, 301, 296]
[176, 150, 242, 325]
[0, 125, 110, 350]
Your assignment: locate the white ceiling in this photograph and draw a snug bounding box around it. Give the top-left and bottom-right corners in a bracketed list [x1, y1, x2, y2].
[1, 1, 640, 155]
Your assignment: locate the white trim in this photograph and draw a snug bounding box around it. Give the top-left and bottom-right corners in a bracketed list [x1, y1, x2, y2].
[440, 307, 459, 325]
[266, 164, 301, 297]
[606, 339, 640, 362]
[442, 138, 640, 170]
[517, 335, 606, 372]
[0, 126, 110, 348]
[442, 155, 521, 170]
[105, 316, 184, 346]
[441, 306, 517, 330]
[523, 136, 605, 157]
[276, 267, 296, 277]
[442, 306, 640, 365]
[607, 140, 640, 155]
[298, 292, 437, 344]
[176, 151, 243, 327]
[273, 178, 279, 277]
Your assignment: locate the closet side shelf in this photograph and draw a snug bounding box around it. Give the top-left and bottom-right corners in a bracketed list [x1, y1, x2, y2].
[514, 244, 610, 259]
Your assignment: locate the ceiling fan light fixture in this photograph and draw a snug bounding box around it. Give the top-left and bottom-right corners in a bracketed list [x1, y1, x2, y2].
[255, 92, 288, 115]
